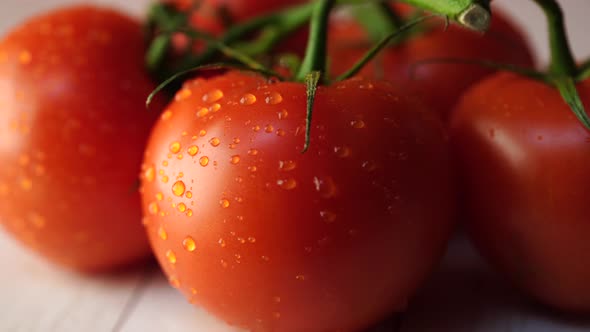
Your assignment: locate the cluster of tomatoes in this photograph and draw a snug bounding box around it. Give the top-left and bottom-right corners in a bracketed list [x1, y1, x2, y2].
[0, 0, 588, 331]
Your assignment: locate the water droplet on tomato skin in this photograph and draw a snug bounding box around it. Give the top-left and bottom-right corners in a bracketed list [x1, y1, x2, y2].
[187, 145, 199, 156]
[230, 155, 241, 165]
[220, 199, 230, 208]
[203, 89, 224, 102]
[172, 181, 186, 197]
[279, 160, 296, 172]
[196, 107, 209, 118]
[169, 276, 180, 288]
[209, 137, 221, 147]
[333, 146, 351, 158]
[148, 202, 159, 215]
[166, 250, 177, 264]
[248, 149, 259, 156]
[169, 142, 181, 154]
[177, 203, 187, 212]
[199, 156, 209, 167]
[175, 88, 192, 101]
[319, 210, 337, 223]
[144, 166, 156, 182]
[277, 178, 297, 190]
[350, 120, 366, 129]
[313, 176, 337, 198]
[240, 93, 257, 105]
[265, 92, 283, 105]
[265, 125, 274, 133]
[209, 103, 221, 113]
[158, 226, 168, 240]
[183, 237, 196, 252]
[278, 109, 288, 120]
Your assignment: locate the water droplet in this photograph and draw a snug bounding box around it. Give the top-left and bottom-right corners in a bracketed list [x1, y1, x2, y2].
[199, 129, 207, 137]
[248, 166, 258, 173]
[219, 238, 227, 248]
[156, 192, 164, 201]
[196, 107, 209, 118]
[220, 259, 228, 268]
[237, 237, 246, 244]
[158, 226, 168, 240]
[276, 129, 286, 137]
[248, 149, 259, 156]
[177, 154, 184, 160]
[320, 210, 337, 223]
[232, 137, 241, 144]
[19, 50, 32, 64]
[273, 296, 281, 303]
[350, 120, 366, 129]
[199, 156, 209, 166]
[148, 202, 159, 215]
[186, 191, 193, 199]
[278, 109, 288, 120]
[209, 137, 221, 147]
[273, 312, 281, 319]
[178, 203, 187, 212]
[334, 146, 351, 158]
[209, 103, 221, 113]
[362, 161, 377, 172]
[169, 276, 180, 288]
[295, 274, 306, 281]
[252, 125, 261, 132]
[162, 175, 169, 183]
[172, 181, 186, 197]
[220, 199, 230, 208]
[166, 250, 177, 264]
[187, 145, 199, 156]
[247, 237, 256, 243]
[240, 93, 257, 105]
[277, 178, 297, 190]
[265, 92, 283, 105]
[183, 236, 196, 252]
[186, 209, 193, 217]
[235, 177, 244, 183]
[230, 155, 241, 164]
[264, 125, 274, 133]
[313, 176, 337, 198]
[169, 142, 181, 154]
[203, 89, 224, 102]
[261, 255, 270, 262]
[279, 160, 297, 171]
[144, 166, 155, 182]
[161, 110, 173, 120]
[175, 88, 192, 101]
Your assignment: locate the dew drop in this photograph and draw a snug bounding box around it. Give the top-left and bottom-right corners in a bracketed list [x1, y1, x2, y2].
[169, 142, 181, 154]
[175, 88, 192, 101]
[172, 181, 186, 197]
[248, 149, 259, 156]
[265, 92, 283, 105]
[203, 89, 224, 102]
[252, 125, 261, 132]
[350, 120, 366, 129]
[161, 110, 173, 120]
[334, 146, 351, 158]
[156, 192, 164, 201]
[277, 178, 297, 190]
[158, 226, 168, 240]
[220, 259, 228, 268]
[187, 145, 199, 156]
[209, 137, 221, 147]
[166, 250, 177, 264]
[295, 275, 306, 281]
[20, 178, 32, 191]
[209, 103, 221, 113]
[278, 109, 288, 120]
[169, 276, 180, 288]
[183, 236, 196, 252]
[186, 209, 193, 217]
[232, 137, 241, 144]
[196, 107, 209, 118]
[219, 238, 227, 248]
[265, 125, 274, 133]
[199, 129, 207, 137]
[240, 93, 257, 105]
[186, 191, 193, 199]
[313, 176, 337, 198]
[276, 129, 286, 137]
[273, 296, 281, 303]
[230, 155, 241, 165]
[279, 160, 297, 172]
[162, 175, 169, 183]
[178, 203, 187, 212]
[220, 199, 230, 208]
[199, 156, 209, 166]
[261, 255, 270, 262]
[144, 166, 155, 182]
[148, 202, 159, 215]
[247, 237, 256, 243]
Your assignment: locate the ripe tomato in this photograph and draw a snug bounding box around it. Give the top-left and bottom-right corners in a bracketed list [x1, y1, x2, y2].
[328, 5, 534, 121]
[140, 71, 455, 331]
[451, 72, 590, 312]
[0, 6, 165, 271]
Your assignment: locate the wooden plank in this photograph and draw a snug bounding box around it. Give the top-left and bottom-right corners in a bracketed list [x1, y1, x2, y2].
[0, 232, 144, 332]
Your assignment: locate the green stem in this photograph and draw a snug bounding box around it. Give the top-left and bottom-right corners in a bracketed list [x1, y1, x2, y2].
[398, 0, 491, 31]
[353, 2, 403, 42]
[295, 0, 335, 82]
[532, 0, 577, 77]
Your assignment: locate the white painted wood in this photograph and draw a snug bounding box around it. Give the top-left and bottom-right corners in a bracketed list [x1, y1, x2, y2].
[1, 1, 590, 332]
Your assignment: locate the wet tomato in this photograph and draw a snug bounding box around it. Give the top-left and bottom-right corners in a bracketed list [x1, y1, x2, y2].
[0, 6, 165, 271]
[328, 4, 534, 121]
[140, 71, 456, 331]
[451, 72, 590, 312]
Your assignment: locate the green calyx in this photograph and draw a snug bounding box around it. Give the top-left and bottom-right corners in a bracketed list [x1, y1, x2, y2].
[398, 0, 491, 31]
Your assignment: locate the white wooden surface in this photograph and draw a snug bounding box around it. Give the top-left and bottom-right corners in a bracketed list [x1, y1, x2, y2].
[1, 1, 590, 331]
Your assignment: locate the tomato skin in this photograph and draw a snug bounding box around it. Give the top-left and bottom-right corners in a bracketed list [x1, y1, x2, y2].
[451, 72, 590, 312]
[0, 6, 165, 271]
[141, 71, 455, 331]
[328, 6, 534, 121]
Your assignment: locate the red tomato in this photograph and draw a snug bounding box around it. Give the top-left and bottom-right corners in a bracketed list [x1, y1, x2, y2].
[451, 72, 590, 312]
[0, 6, 166, 271]
[140, 71, 456, 331]
[328, 5, 534, 121]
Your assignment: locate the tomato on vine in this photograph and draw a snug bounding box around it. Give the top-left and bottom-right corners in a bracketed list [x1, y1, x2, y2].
[452, 0, 590, 312]
[139, 0, 471, 330]
[0, 6, 166, 271]
[328, 2, 534, 121]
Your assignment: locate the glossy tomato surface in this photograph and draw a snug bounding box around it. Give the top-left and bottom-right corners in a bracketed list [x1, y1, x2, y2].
[451, 72, 590, 312]
[141, 71, 456, 331]
[0, 6, 165, 271]
[328, 5, 534, 121]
